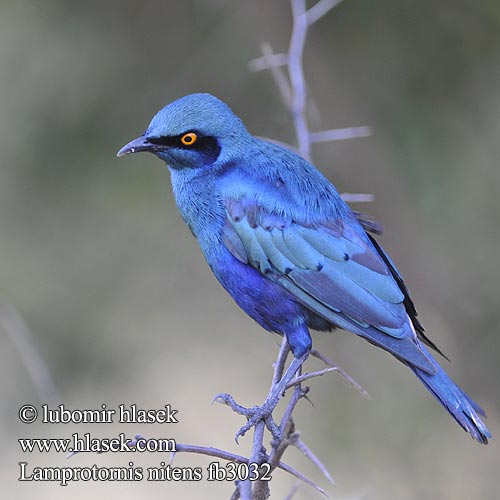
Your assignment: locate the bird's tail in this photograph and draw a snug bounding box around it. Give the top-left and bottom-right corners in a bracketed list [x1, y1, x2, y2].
[409, 345, 491, 444]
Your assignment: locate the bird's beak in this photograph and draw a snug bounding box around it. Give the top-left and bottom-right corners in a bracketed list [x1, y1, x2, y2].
[116, 136, 153, 157]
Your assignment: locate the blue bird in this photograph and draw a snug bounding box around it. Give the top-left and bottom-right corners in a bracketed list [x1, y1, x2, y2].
[118, 93, 490, 444]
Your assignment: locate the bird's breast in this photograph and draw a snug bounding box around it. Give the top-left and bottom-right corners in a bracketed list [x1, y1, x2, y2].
[206, 244, 305, 335]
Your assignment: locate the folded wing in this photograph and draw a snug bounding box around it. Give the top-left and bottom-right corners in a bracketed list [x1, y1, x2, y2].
[222, 197, 436, 374]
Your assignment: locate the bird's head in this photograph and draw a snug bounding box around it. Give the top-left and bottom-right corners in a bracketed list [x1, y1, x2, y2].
[117, 93, 251, 170]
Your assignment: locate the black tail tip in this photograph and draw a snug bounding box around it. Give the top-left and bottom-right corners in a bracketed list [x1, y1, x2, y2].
[463, 412, 491, 445]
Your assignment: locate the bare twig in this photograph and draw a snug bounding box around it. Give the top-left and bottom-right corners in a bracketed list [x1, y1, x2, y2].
[238, 336, 289, 499]
[252, 0, 372, 162]
[248, 51, 288, 72]
[311, 349, 370, 399]
[341, 193, 375, 203]
[160, 438, 329, 497]
[306, 0, 345, 25]
[71, 433, 328, 496]
[311, 126, 372, 142]
[0, 299, 61, 405]
[242, 421, 268, 500]
[255, 43, 292, 108]
[289, 0, 311, 159]
[290, 435, 335, 484]
[273, 336, 291, 388]
[218, 1, 375, 497]
[283, 482, 302, 500]
[285, 366, 340, 388]
[277, 379, 305, 438]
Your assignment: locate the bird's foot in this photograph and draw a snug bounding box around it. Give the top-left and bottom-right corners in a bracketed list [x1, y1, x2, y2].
[212, 354, 308, 443]
[212, 393, 281, 442]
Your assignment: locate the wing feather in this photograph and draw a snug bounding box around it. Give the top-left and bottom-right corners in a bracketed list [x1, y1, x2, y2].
[278, 276, 435, 373]
[222, 198, 436, 373]
[254, 226, 294, 274]
[270, 229, 306, 269]
[283, 226, 325, 271]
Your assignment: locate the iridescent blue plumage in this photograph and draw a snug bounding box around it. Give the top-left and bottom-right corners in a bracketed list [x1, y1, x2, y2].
[118, 93, 490, 444]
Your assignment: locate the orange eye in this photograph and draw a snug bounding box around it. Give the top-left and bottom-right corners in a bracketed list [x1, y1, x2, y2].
[181, 132, 197, 146]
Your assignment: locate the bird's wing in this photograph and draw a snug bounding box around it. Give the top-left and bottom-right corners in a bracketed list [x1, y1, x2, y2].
[222, 197, 435, 374]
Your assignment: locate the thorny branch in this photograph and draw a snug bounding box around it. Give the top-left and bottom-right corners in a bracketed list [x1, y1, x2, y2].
[235, 1, 373, 498]
[70, 2, 372, 499]
[1, 300, 61, 406]
[249, 0, 371, 163]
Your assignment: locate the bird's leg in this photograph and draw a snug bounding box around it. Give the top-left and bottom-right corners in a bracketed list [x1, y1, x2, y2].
[214, 353, 308, 442]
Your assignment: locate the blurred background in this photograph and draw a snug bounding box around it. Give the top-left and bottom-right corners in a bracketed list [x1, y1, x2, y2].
[1, 1, 499, 499]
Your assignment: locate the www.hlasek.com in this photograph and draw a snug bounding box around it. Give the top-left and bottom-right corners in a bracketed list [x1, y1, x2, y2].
[17, 403, 273, 485]
[19, 432, 176, 454]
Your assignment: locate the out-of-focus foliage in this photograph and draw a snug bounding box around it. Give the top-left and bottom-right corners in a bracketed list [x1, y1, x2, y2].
[1, 1, 499, 499]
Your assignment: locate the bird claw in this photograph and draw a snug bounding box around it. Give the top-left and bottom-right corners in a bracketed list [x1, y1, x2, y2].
[211, 393, 254, 416]
[212, 356, 308, 443]
[212, 392, 282, 443]
[235, 412, 281, 442]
